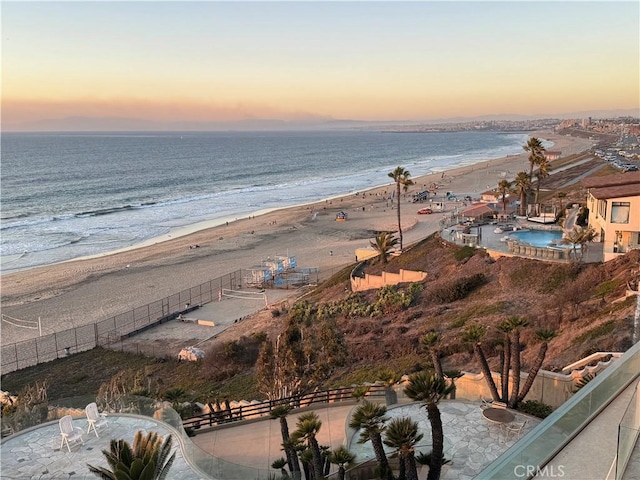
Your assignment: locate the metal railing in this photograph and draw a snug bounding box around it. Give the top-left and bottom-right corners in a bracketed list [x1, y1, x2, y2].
[182, 384, 389, 432]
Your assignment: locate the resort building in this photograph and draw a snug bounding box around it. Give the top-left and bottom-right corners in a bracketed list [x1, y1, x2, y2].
[582, 172, 640, 262]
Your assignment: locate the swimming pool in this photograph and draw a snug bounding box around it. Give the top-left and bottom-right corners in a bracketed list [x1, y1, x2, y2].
[508, 230, 563, 247]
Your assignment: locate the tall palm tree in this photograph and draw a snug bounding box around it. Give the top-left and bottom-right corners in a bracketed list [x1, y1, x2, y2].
[403, 371, 455, 480]
[495, 179, 513, 214]
[533, 156, 551, 209]
[462, 325, 500, 401]
[370, 231, 399, 264]
[293, 412, 324, 480]
[523, 137, 546, 181]
[507, 316, 528, 408]
[517, 329, 557, 404]
[88, 430, 175, 480]
[513, 171, 531, 217]
[328, 446, 355, 480]
[420, 331, 444, 379]
[388, 166, 415, 251]
[270, 405, 301, 476]
[349, 400, 393, 480]
[383, 417, 423, 480]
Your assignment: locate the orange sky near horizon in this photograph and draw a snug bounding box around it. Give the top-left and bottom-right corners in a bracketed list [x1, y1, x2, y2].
[2, 1, 638, 127]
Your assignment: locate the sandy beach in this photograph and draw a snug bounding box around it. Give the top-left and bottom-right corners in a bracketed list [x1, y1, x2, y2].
[0, 131, 595, 345]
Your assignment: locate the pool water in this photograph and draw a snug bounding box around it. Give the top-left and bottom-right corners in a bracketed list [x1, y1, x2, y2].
[508, 230, 563, 247]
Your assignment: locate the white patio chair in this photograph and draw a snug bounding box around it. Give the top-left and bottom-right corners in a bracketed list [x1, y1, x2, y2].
[503, 420, 527, 440]
[85, 402, 108, 438]
[480, 398, 492, 409]
[59, 415, 84, 452]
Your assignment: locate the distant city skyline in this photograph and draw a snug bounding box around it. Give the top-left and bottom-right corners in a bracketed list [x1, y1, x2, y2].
[2, 1, 639, 130]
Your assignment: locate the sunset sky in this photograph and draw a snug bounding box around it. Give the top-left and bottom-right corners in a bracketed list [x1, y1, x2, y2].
[2, 1, 639, 128]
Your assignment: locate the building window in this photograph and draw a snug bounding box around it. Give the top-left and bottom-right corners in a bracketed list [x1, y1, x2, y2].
[597, 199, 607, 218]
[610, 202, 630, 224]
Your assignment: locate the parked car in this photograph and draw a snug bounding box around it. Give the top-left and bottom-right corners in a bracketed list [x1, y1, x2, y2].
[417, 208, 433, 214]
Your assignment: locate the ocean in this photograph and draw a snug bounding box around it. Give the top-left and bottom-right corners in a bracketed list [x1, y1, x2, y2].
[1, 130, 531, 272]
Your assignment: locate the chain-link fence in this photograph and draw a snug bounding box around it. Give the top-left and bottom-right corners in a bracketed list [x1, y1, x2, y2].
[0, 270, 243, 375]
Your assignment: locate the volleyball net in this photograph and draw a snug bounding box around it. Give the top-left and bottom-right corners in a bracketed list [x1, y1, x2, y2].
[220, 288, 268, 307]
[1, 314, 42, 335]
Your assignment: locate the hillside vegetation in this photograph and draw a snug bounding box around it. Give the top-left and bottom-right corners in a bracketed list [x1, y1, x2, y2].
[2, 236, 637, 406]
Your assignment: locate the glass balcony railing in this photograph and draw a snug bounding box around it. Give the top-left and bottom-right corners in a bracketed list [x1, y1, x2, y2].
[477, 340, 640, 479]
[616, 386, 640, 480]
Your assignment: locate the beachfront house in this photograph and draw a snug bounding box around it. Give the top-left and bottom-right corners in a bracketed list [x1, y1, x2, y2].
[582, 172, 640, 262]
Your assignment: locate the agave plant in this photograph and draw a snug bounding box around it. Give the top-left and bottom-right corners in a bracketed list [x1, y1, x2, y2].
[87, 430, 175, 480]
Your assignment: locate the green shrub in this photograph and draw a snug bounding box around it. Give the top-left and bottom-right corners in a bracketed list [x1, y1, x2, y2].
[595, 280, 619, 298]
[573, 320, 616, 344]
[430, 274, 487, 304]
[518, 400, 553, 418]
[454, 245, 476, 261]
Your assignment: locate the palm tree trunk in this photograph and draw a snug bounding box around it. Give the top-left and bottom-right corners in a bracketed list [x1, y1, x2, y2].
[338, 466, 346, 480]
[309, 438, 324, 480]
[398, 456, 407, 480]
[431, 351, 444, 379]
[501, 339, 511, 403]
[397, 182, 403, 250]
[405, 455, 419, 480]
[517, 342, 548, 403]
[280, 418, 300, 474]
[473, 343, 500, 401]
[371, 433, 393, 480]
[426, 403, 444, 480]
[509, 331, 521, 408]
[519, 190, 527, 216]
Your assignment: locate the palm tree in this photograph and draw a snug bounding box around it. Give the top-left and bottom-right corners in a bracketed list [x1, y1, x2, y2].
[517, 329, 557, 403]
[420, 331, 444, 379]
[272, 457, 291, 479]
[388, 166, 415, 251]
[562, 226, 596, 260]
[533, 156, 550, 209]
[513, 171, 531, 217]
[462, 325, 500, 401]
[328, 446, 355, 480]
[349, 400, 393, 480]
[383, 417, 423, 480]
[495, 179, 513, 214]
[270, 405, 301, 476]
[556, 191, 567, 214]
[88, 430, 175, 480]
[523, 137, 546, 182]
[293, 412, 324, 480]
[370, 231, 399, 264]
[403, 371, 455, 480]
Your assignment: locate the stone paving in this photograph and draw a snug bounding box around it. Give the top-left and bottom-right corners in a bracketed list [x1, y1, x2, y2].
[0, 400, 539, 479]
[0, 414, 207, 480]
[347, 400, 540, 480]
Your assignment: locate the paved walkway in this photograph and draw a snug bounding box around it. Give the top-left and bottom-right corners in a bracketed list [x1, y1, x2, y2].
[348, 400, 539, 480]
[0, 414, 207, 479]
[192, 399, 539, 479]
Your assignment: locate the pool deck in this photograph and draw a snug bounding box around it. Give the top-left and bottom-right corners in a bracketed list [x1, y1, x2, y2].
[442, 220, 604, 263]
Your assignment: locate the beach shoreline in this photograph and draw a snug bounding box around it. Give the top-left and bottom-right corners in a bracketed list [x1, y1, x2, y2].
[0, 130, 595, 345]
